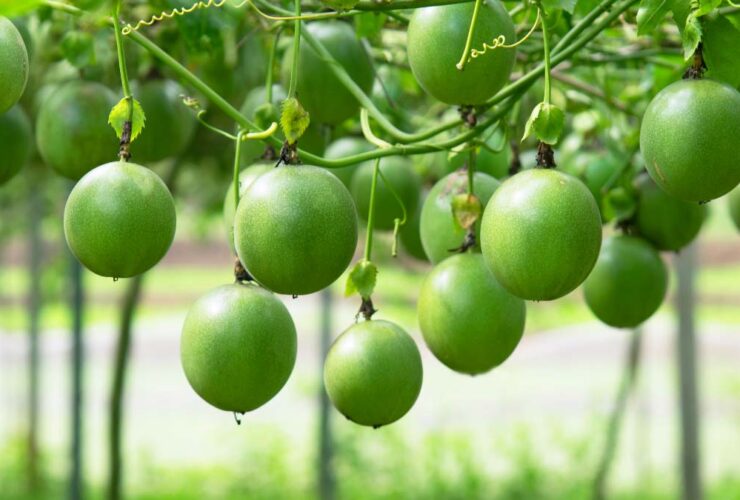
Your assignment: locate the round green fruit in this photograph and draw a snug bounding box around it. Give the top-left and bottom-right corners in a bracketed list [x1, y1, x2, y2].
[0, 17, 29, 114]
[400, 195, 428, 261]
[64, 161, 176, 278]
[418, 253, 525, 375]
[407, 1, 516, 105]
[420, 170, 500, 264]
[234, 165, 358, 295]
[350, 156, 421, 231]
[0, 106, 33, 184]
[324, 137, 374, 188]
[640, 79, 740, 202]
[180, 283, 297, 413]
[281, 21, 374, 125]
[634, 173, 706, 251]
[481, 169, 602, 301]
[133, 80, 196, 163]
[223, 162, 273, 247]
[324, 319, 423, 427]
[582, 156, 620, 212]
[584, 235, 668, 328]
[729, 186, 740, 232]
[36, 81, 118, 180]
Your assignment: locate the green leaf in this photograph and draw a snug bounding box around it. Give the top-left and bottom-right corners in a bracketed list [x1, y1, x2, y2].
[637, 0, 672, 36]
[355, 13, 387, 40]
[682, 12, 703, 59]
[522, 102, 565, 145]
[704, 13, 740, 88]
[0, 0, 41, 16]
[280, 98, 310, 145]
[345, 260, 378, 299]
[541, 0, 577, 14]
[108, 97, 146, 143]
[451, 193, 482, 231]
[61, 31, 96, 69]
[320, 0, 359, 10]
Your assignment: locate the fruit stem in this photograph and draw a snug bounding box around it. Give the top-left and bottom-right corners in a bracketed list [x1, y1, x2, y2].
[536, 141, 556, 168]
[113, 0, 134, 162]
[364, 158, 381, 262]
[537, 2, 553, 106]
[287, 0, 301, 99]
[233, 130, 244, 218]
[682, 43, 706, 80]
[455, 0, 484, 71]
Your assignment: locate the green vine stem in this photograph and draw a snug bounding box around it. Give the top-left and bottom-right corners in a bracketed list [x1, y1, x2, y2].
[113, 0, 133, 161]
[467, 146, 476, 195]
[287, 0, 301, 98]
[233, 130, 245, 214]
[456, 0, 483, 71]
[538, 2, 552, 106]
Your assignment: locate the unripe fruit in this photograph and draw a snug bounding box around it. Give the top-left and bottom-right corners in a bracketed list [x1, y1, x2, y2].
[350, 156, 421, 231]
[420, 170, 500, 264]
[223, 162, 273, 249]
[640, 79, 740, 202]
[36, 81, 118, 180]
[64, 161, 176, 278]
[234, 165, 358, 295]
[0, 17, 29, 114]
[180, 284, 297, 413]
[634, 173, 706, 251]
[418, 253, 525, 375]
[324, 137, 374, 188]
[481, 169, 602, 301]
[584, 235, 668, 328]
[324, 319, 423, 427]
[0, 106, 32, 184]
[407, 1, 516, 105]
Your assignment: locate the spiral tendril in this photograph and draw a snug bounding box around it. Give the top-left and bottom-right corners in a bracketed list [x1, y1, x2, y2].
[463, 9, 541, 67]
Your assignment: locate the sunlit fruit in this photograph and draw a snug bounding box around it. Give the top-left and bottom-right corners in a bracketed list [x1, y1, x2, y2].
[36, 81, 118, 179]
[481, 168, 602, 301]
[234, 165, 358, 295]
[324, 136, 374, 188]
[324, 319, 423, 427]
[583, 235, 668, 328]
[407, 1, 516, 105]
[0, 17, 29, 114]
[180, 283, 297, 413]
[418, 253, 525, 375]
[640, 79, 740, 202]
[63, 161, 176, 278]
[0, 106, 33, 184]
[420, 170, 500, 263]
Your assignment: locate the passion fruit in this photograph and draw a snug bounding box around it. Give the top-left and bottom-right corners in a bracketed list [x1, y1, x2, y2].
[0, 17, 29, 114]
[324, 137, 374, 188]
[0, 106, 33, 184]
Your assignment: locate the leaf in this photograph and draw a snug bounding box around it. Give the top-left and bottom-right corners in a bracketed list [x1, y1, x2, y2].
[355, 13, 387, 40]
[61, 31, 96, 68]
[0, 0, 41, 16]
[451, 193, 482, 231]
[671, 0, 691, 33]
[682, 12, 702, 60]
[280, 98, 310, 145]
[345, 260, 378, 299]
[108, 97, 146, 142]
[522, 102, 565, 145]
[703, 13, 740, 88]
[541, 0, 577, 14]
[637, 0, 672, 35]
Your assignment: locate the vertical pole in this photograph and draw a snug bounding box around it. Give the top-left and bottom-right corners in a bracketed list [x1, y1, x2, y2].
[69, 243, 85, 500]
[27, 172, 42, 492]
[318, 288, 335, 500]
[675, 244, 702, 500]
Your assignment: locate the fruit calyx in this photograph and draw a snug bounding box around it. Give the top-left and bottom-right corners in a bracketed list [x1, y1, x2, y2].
[683, 43, 706, 80]
[448, 229, 477, 254]
[233, 258, 254, 284]
[277, 140, 299, 166]
[357, 297, 378, 321]
[458, 105, 477, 128]
[536, 141, 556, 168]
[118, 117, 133, 161]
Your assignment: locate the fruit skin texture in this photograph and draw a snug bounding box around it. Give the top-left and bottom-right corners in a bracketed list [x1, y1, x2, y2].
[730, 186, 740, 232]
[180, 283, 297, 413]
[350, 156, 421, 231]
[407, 1, 516, 105]
[281, 22, 374, 125]
[234, 165, 358, 295]
[481, 169, 602, 301]
[418, 253, 525, 375]
[64, 161, 176, 278]
[324, 137, 374, 188]
[0, 106, 33, 184]
[640, 79, 740, 202]
[324, 319, 423, 427]
[223, 162, 273, 249]
[420, 171, 500, 264]
[584, 235, 668, 328]
[634, 173, 706, 251]
[133, 80, 196, 163]
[0, 17, 29, 114]
[36, 81, 118, 180]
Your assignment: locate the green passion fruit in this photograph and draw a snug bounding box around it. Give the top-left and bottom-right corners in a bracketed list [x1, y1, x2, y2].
[133, 80, 196, 163]
[0, 17, 29, 114]
[36, 81, 118, 180]
[234, 165, 358, 295]
[323, 319, 423, 428]
[180, 283, 297, 413]
[418, 253, 525, 375]
[223, 162, 273, 248]
[583, 235, 668, 328]
[481, 169, 602, 301]
[64, 161, 176, 278]
[420, 170, 500, 264]
[634, 173, 706, 251]
[0, 106, 33, 185]
[324, 137, 374, 188]
[400, 194, 428, 261]
[281, 21, 374, 125]
[640, 79, 740, 202]
[730, 186, 740, 231]
[407, 1, 516, 105]
[350, 156, 421, 231]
